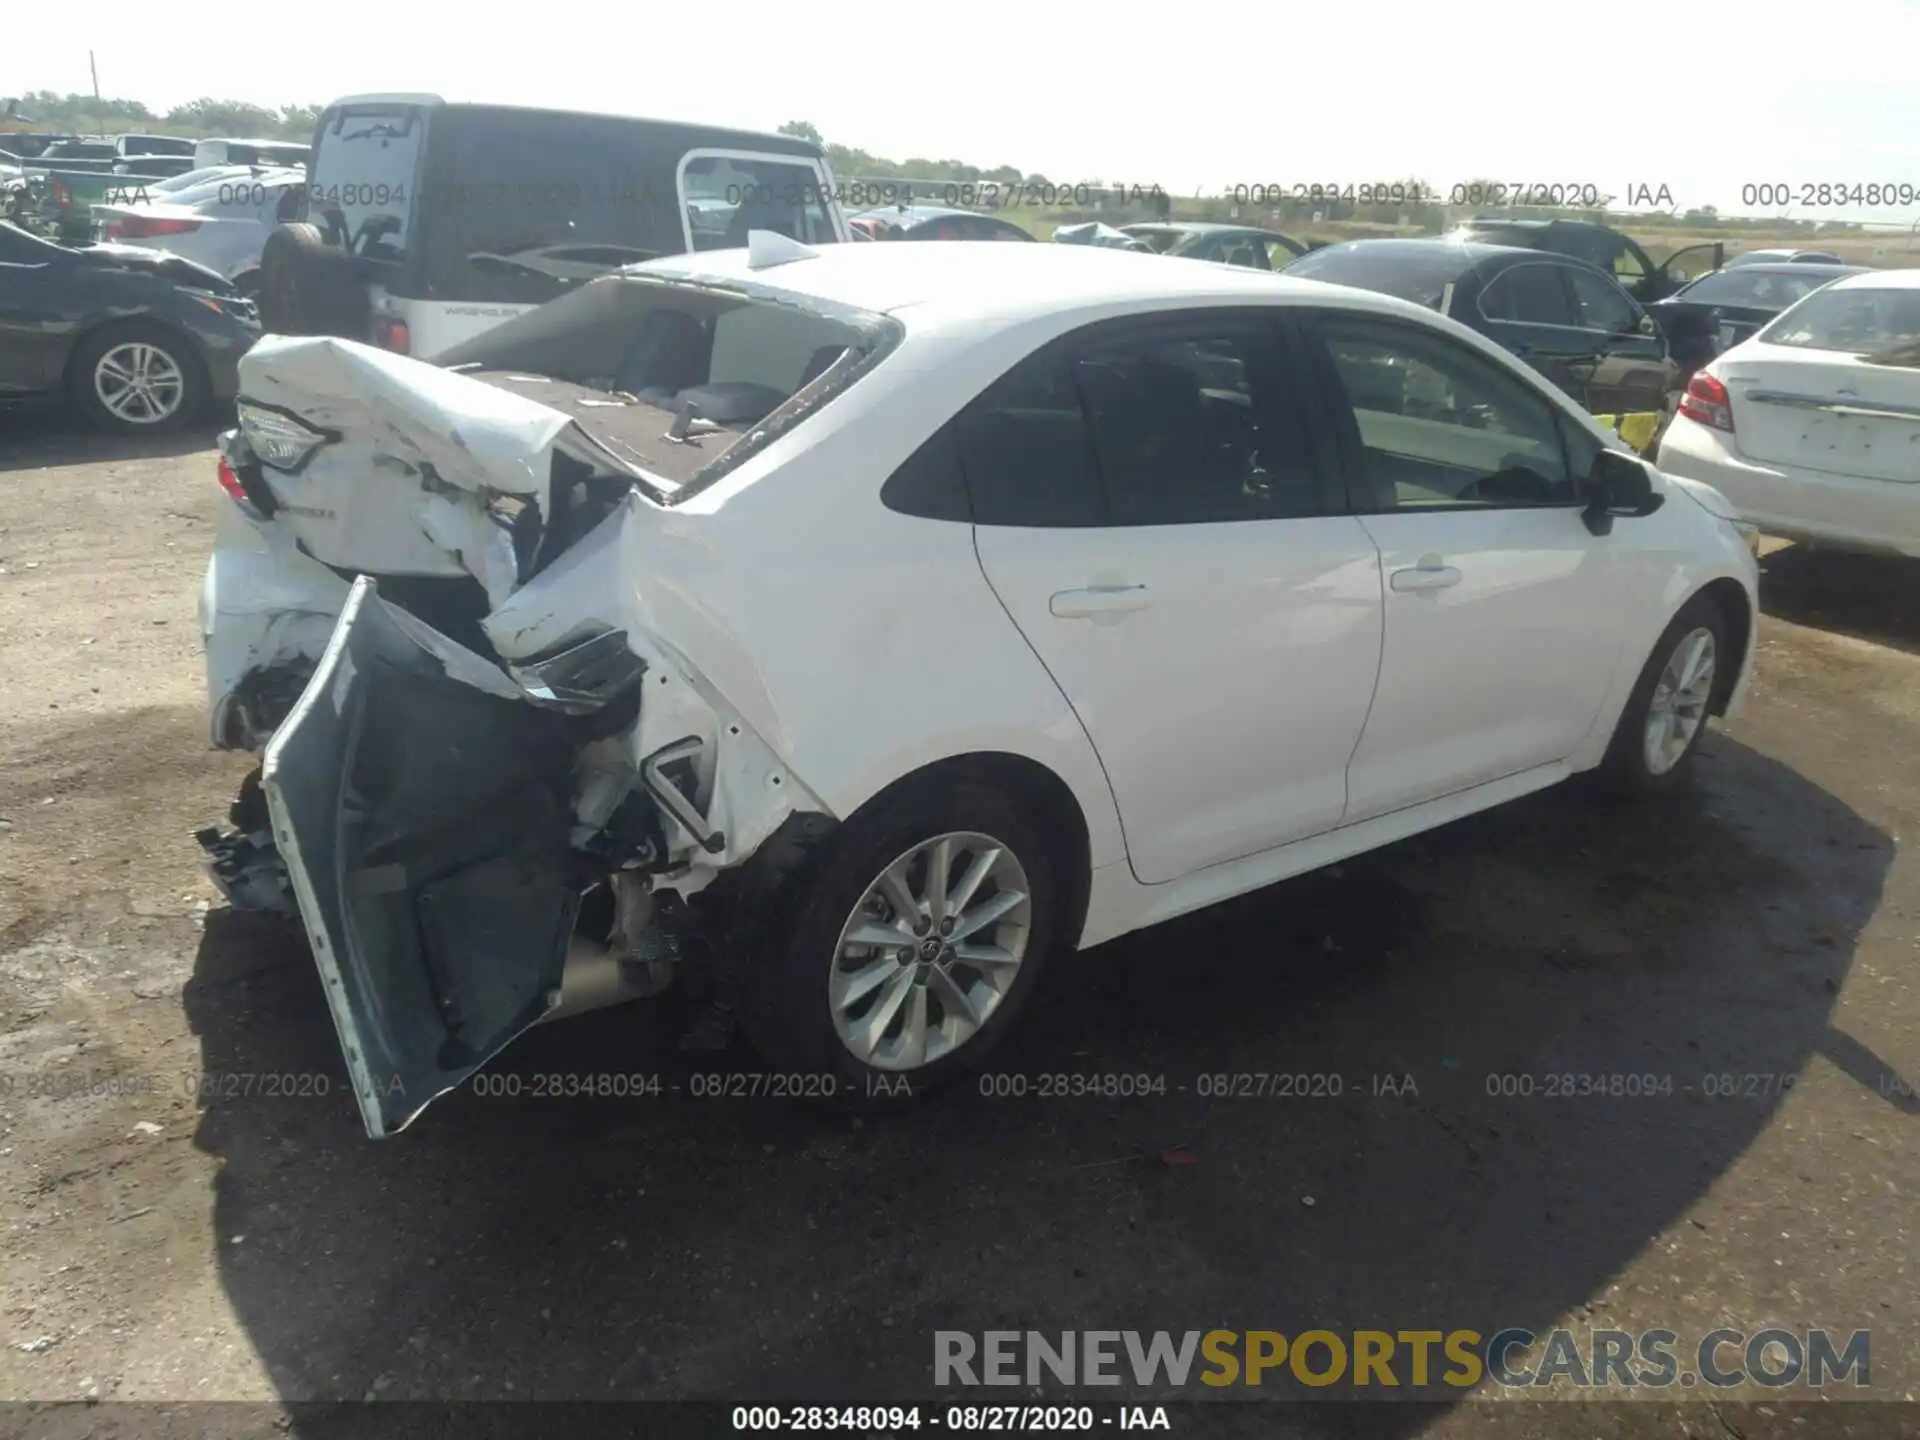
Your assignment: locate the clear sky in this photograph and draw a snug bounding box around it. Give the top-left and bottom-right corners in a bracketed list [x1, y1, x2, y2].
[9, 0, 1920, 229]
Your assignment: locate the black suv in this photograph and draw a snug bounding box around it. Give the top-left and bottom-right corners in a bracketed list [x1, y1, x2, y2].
[259, 96, 851, 361]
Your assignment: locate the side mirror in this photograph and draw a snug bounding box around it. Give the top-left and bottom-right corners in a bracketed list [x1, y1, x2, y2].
[1582, 449, 1665, 536]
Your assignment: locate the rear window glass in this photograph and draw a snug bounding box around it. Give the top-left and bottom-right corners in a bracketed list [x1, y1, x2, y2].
[307, 104, 426, 264]
[1761, 286, 1920, 362]
[1680, 269, 1847, 310]
[1283, 243, 1464, 309]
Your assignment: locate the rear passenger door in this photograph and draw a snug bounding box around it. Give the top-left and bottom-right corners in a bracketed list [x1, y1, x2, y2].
[1475, 260, 1605, 408]
[965, 311, 1385, 885]
[1299, 310, 1634, 821]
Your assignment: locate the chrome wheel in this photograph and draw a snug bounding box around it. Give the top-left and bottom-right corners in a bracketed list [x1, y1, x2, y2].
[1644, 626, 1716, 776]
[94, 342, 185, 424]
[829, 831, 1032, 1072]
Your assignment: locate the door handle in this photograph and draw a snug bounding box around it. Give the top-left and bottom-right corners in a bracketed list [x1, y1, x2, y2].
[1049, 584, 1151, 622]
[1390, 562, 1463, 594]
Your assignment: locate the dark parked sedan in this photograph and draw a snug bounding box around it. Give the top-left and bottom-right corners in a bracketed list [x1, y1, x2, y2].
[1646, 261, 1865, 374]
[0, 220, 258, 431]
[1284, 238, 1677, 414]
[1120, 222, 1307, 270]
[847, 205, 1034, 242]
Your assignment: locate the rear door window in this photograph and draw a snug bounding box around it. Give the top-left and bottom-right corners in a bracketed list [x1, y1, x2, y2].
[1070, 322, 1326, 523]
[1478, 263, 1580, 327]
[956, 353, 1107, 527]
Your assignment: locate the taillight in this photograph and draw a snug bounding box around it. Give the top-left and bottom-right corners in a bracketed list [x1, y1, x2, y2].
[1678, 371, 1734, 433]
[115, 214, 202, 238]
[375, 318, 411, 355]
[216, 455, 251, 505]
[52, 179, 72, 207]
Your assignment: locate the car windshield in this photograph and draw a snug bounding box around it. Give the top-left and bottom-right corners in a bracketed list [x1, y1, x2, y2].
[1761, 285, 1920, 364]
[1679, 269, 1850, 310]
[306, 103, 426, 262]
[1283, 243, 1466, 308]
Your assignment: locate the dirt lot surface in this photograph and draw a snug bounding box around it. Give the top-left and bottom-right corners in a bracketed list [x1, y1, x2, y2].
[0, 411, 1916, 1439]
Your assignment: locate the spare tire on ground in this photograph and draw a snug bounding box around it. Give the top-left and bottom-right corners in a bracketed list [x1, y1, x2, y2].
[258, 223, 372, 340]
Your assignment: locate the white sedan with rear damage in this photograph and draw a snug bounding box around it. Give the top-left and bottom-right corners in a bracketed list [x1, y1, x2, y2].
[196, 234, 1761, 1138]
[1657, 268, 1920, 556]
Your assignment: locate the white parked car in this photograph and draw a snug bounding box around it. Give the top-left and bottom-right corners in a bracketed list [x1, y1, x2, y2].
[94, 167, 305, 294]
[197, 237, 1760, 1137]
[1658, 269, 1920, 556]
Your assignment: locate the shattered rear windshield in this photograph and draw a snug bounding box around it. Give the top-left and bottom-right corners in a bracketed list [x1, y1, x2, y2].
[433, 273, 905, 501]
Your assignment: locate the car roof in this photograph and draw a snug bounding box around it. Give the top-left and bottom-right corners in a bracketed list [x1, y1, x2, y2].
[634, 237, 1411, 324]
[1308, 236, 1545, 268]
[1125, 222, 1274, 236]
[319, 95, 818, 153]
[1826, 267, 1920, 291]
[852, 205, 1006, 225]
[1695, 262, 1864, 279]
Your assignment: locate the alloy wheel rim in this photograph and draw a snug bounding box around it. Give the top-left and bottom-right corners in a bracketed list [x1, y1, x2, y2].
[94, 342, 184, 424]
[829, 831, 1032, 1072]
[1644, 627, 1716, 776]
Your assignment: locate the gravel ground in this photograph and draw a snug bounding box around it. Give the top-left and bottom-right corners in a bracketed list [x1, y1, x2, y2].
[0, 412, 1916, 1440]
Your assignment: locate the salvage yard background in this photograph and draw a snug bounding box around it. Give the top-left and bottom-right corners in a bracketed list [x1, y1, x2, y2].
[0, 411, 1917, 1436]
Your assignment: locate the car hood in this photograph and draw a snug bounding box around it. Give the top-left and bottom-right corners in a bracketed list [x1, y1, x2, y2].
[77, 241, 234, 291]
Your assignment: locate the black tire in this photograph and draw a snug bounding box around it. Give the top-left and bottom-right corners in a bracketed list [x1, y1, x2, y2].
[68, 320, 207, 433]
[258, 222, 369, 339]
[1596, 592, 1728, 796]
[738, 776, 1060, 1098]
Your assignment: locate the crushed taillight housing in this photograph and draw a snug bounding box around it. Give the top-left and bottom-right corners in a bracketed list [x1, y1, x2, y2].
[1678, 371, 1735, 433]
[114, 214, 202, 238]
[216, 455, 251, 505]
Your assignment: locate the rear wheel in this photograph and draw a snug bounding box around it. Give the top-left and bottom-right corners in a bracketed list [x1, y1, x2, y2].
[1597, 593, 1727, 795]
[70, 322, 205, 432]
[739, 779, 1058, 1095]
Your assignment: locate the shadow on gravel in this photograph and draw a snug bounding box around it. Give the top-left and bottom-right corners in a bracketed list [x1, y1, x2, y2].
[1760, 543, 1920, 657]
[179, 735, 1895, 1435]
[0, 404, 222, 472]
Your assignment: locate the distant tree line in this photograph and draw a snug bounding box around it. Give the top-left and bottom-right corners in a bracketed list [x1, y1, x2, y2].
[2, 91, 321, 138]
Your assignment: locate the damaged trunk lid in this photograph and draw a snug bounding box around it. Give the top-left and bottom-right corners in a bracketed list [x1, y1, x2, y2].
[264, 576, 582, 1136]
[236, 334, 658, 609]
